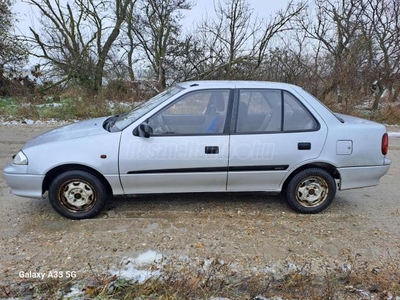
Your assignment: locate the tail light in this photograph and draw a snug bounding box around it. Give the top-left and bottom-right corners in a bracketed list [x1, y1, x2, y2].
[382, 133, 389, 155]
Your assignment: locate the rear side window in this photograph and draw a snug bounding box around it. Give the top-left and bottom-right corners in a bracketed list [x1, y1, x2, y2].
[236, 89, 318, 133]
[283, 92, 318, 131]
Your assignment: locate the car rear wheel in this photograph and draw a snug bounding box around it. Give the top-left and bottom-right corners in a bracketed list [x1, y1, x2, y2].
[285, 168, 336, 214]
[48, 170, 109, 219]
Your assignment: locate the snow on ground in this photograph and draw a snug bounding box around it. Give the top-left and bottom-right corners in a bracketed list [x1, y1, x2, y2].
[109, 250, 163, 283]
[35, 102, 64, 108]
[63, 285, 85, 299]
[0, 118, 76, 126]
[388, 131, 400, 137]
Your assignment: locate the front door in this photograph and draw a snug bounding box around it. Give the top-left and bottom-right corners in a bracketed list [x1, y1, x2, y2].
[119, 89, 232, 194]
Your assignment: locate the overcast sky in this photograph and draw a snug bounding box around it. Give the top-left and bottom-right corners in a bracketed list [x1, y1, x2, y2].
[183, 0, 291, 28]
[13, 0, 291, 34]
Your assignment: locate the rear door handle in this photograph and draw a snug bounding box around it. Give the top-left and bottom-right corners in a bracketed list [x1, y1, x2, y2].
[298, 142, 311, 150]
[205, 146, 219, 154]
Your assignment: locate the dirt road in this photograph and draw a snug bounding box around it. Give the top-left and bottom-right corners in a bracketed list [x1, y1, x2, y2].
[0, 123, 399, 286]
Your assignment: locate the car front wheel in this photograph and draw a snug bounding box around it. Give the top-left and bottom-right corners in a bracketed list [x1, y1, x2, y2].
[48, 170, 109, 219]
[285, 168, 336, 214]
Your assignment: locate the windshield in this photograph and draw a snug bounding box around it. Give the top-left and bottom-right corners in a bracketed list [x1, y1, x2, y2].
[109, 86, 184, 131]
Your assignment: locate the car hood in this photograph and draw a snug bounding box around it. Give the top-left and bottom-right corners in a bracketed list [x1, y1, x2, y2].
[23, 117, 109, 149]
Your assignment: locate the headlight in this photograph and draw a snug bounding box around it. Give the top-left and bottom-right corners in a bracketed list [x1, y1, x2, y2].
[13, 150, 28, 165]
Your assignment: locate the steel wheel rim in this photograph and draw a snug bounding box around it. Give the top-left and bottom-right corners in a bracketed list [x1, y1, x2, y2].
[295, 176, 328, 208]
[58, 179, 96, 212]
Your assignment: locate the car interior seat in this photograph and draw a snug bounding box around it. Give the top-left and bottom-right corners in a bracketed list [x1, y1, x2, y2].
[198, 93, 225, 133]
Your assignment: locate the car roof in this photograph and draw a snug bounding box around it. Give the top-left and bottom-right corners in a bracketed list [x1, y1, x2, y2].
[177, 80, 299, 90]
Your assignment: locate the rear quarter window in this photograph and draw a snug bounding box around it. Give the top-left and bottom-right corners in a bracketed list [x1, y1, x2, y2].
[283, 92, 319, 131]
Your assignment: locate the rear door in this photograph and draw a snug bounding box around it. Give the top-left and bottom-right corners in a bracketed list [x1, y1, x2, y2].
[227, 89, 328, 192]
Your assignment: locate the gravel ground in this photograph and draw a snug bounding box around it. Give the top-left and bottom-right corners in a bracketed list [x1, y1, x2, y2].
[0, 123, 399, 291]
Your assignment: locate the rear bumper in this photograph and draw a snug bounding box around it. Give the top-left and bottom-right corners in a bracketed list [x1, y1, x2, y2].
[3, 163, 44, 198]
[338, 159, 391, 190]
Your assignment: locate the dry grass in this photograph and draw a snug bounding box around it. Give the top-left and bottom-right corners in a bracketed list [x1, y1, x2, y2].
[3, 253, 399, 299]
[368, 105, 400, 125]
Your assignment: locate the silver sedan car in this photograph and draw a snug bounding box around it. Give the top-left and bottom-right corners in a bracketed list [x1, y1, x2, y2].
[3, 81, 391, 219]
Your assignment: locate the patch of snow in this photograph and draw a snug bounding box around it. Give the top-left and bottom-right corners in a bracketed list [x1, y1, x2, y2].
[63, 285, 84, 299]
[0, 120, 20, 125]
[36, 102, 64, 108]
[106, 101, 136, 110]
[388, 132, 400, 137]
[0, 118, 74, 126]
[134, 250, 163, 266]
[110, 250, 163, 283]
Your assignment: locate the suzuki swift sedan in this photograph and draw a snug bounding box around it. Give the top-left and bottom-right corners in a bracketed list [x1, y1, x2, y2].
[3, 81, 391, 219]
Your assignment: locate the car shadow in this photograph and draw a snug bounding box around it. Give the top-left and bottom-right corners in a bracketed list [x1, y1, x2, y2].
[105, 192, 288, 218]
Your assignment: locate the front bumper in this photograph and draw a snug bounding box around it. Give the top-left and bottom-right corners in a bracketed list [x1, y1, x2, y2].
[338, 159, 391, 190]
[3, 163, 44, 198]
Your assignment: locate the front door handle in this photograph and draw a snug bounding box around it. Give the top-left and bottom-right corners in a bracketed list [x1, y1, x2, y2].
[205, 146, 219, 154]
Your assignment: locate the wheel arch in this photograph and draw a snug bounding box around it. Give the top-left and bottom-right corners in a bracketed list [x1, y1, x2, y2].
[282, 162, 340, 192]
[42, 164, 113, 195]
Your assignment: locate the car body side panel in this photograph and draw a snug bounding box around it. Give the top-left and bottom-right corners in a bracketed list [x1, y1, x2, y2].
[338, 164, 391, 190]
[227, 86, 329, 192]
[23, 133, 121, 176]
[3, 171, 44, 198]
[227, 129, 328, 191]
[319, 118, 387, 167]
[103, 175, 125, 195]
[7, 132, 123, 196]
[118, 134, 229, 194]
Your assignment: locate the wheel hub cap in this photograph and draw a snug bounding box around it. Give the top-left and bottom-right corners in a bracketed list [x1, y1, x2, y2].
[296, 177, 328, 207]
[63, 181, 94, 208]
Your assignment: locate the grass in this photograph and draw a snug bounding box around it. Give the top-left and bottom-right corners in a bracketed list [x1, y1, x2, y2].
[0, 95, 134, 121]
[2, 253, 399, 299]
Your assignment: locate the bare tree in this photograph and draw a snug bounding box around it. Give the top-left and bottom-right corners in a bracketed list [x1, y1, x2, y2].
[0, 0, 28, 95]
[289, 0, 400, 110]
[132, 0, 192, 89]
[202, 0, 255, 78]
[27, 0, 132, 92]
[292, 0, 370, 110]
[195, 0, 305, 80]
[253, 1, 306, 71]
[1, 1, 27, 70]
[364, 0, 400, 108]
[166, 34, 209, 83]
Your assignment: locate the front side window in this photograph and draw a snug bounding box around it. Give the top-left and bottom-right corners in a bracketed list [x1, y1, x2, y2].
[148, 90, 229, 135]
[236, 89, 318, 133]
[111, 86, 183, 131]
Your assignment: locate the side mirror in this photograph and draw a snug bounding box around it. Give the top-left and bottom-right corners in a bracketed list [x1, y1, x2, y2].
[133, 123, 153, 138]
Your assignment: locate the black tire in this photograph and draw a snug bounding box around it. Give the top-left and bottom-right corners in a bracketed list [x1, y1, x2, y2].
[48, 170, 109, 219]
[285, 168, 336, 214]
